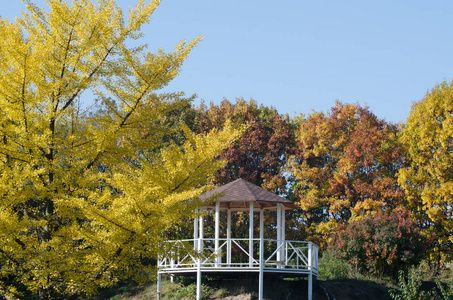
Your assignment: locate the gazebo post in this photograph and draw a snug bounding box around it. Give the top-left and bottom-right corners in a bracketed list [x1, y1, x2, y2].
[215, 201, 220, 267]
[308, 242, 313, 300]
[259, 207, 264, 245]
[249, 202, 254, 267]
[196, 255, 202, 300]
[157, 272, 161, 300]
[198, 213, 204, 251]
[227, 208, 231, 265]
[194, 208, 198, 251]
[281, 206, 286, 266]
[276, 204, 282, 267]
[197, 211, 203, 300]
[258, 208, 264, 300]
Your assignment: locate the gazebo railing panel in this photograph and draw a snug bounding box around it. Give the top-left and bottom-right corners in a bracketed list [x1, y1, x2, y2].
[158, 239, 318, 275]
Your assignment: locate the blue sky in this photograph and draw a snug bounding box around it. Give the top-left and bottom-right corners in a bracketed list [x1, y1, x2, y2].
[3, 0, 453, 123]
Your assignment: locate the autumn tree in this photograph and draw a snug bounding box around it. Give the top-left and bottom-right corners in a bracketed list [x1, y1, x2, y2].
[195, 98, 296, 195]
[329, 210, 428, 279]
[287, 102, 404, 245]
[185, 99, 309, 242]
[0, 1, 242, 299]
[398, 81, 453, 261]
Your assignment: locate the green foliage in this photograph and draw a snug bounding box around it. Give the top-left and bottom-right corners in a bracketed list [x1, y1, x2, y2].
[165, 283, 215, 300]
[389, 268, 453, 300]
[318, 251, 350, 279]
[389, 269, 434, 300]
[330, 210, 428, 279]
[436, 281, 453, 300]
[440, 283, 453, 300]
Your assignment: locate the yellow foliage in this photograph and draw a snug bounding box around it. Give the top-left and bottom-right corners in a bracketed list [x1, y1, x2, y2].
[398, 80, 453, 260]
[0, 1, 242, 298]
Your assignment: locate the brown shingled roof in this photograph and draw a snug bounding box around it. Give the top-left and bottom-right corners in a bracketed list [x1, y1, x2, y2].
[200, 178, 298, 210]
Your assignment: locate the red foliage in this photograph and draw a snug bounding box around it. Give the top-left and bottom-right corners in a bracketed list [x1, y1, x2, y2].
[195, 98, 296, 195]
[329, 209, 429, 278]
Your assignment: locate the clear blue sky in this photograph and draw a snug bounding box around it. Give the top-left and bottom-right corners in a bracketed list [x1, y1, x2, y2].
[3, 0, 453, 124]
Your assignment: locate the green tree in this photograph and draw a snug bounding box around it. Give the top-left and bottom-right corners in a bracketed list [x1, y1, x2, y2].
[398, 80, 453, 262]
[0, 1, 242, 298]
[287, 102, 404, 246]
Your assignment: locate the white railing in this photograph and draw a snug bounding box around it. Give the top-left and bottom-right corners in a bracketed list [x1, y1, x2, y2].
[158, 238, 318, 276]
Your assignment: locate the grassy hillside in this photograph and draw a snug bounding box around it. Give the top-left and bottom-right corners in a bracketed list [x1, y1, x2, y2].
[85, 259, 453, 300]
[89, 275, 394, 300]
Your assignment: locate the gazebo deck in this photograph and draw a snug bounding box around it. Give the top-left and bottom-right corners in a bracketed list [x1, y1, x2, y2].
[158, 238, 318, 276]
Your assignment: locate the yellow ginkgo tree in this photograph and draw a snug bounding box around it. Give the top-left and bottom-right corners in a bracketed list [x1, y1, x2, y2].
[0, 0, 242, 298]
[398, 81, 453, 262]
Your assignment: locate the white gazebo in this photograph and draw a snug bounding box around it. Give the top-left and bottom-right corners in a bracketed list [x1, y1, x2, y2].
[157, 178, 318, 300]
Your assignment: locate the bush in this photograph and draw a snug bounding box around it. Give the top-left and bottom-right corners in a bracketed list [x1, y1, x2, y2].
[436, 281, 453, 300]
[165, 283, 214, 300]
[389, 268, 435, 300]
[318, 251, 351, 279]
[329, 210, 428, 279]
[389, 267, 453, 300]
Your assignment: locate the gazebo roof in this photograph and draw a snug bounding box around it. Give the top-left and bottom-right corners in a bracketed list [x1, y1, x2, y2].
[200, 178, 298, 210]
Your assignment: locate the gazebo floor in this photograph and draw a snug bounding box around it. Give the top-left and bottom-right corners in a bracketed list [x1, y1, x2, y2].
[159, 267, 316, 277]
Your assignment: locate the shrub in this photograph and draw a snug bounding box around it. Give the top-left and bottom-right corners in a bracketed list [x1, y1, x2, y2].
[436, 281, 453, 300]
[318, 251, 351, 279]
[389, 267, 453, 300]
[389, 268, 435, 300]
[165, 282, 215, 300]
[329, 210, 428, 279]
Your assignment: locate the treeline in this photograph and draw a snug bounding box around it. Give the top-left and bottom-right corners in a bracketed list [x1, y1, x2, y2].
[163, 82, 453, 278]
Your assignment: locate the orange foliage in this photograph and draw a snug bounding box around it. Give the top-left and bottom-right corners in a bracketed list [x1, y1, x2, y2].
[288, 102, 405, 245]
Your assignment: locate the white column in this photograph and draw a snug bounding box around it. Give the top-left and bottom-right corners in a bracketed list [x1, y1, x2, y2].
[281, 206, 286, 242]
[259, 209, 264, 244]
[157, 272, 161, 300]
[215, 202, 220, 266]
[258, 208, 264, 300]
[170, 256, 174, 269]
[276, 204, 282, 264]
[194, 208, 198, 251]
[197, 257, 202, 300]
[281, 206, 286, 266]
[308, 242, 313, 300]
[249, 202, 254, 267]
[198, 212, 204, 252]
[227, 209, 231, 265]
[197, 210, 203, 299]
